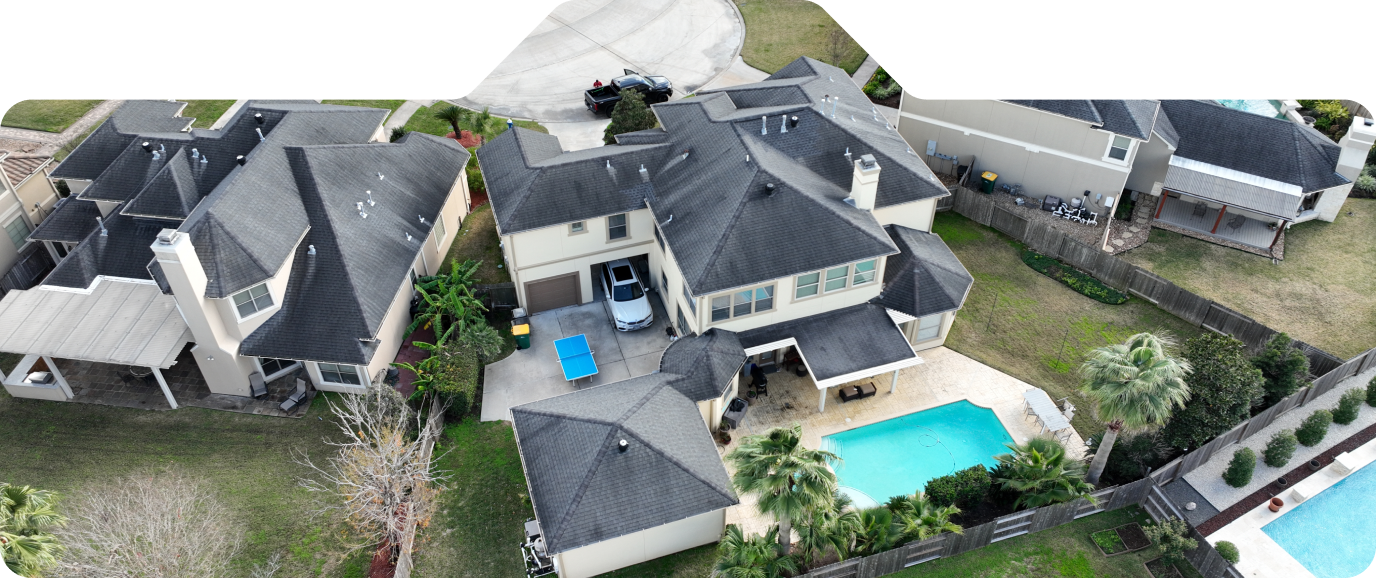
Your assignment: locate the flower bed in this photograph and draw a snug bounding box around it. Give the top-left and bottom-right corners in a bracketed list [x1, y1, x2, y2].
[1021, 249, 1129, 304]
[1091, 522, 1151, 556]
[1145, 557, 1184, 578]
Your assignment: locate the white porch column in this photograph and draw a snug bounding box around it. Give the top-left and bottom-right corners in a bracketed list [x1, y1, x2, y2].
[43, 356, 74, 399]
[890, 368, 900, 393]
[818, 387, 827, 413]
[151, 367, 179, 409]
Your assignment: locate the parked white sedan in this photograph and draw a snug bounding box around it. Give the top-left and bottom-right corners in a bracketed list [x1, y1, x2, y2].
[600, 259, 653, 331]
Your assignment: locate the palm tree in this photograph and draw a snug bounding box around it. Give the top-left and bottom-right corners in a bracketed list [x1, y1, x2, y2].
[725, 423, 838, 554]
[1, 483, 66, 577]
[794, 491, 859, 568]
[713, 525, 798, 578]
[994, 437, 1098, 510]
[850, 507, 900, 556]
[889, 492, 963, 542]
[1081, 332, 1192, 485]
[433, 105, 469, 138]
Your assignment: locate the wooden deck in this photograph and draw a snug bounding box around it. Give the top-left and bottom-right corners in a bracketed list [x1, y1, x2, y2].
[1154, 196, 1280, 249]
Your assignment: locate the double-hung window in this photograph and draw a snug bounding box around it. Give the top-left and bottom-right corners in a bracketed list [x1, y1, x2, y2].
[823, 266, 849, 292]
[433, 213, 446, 249]
[683, 284, 696, 315]
[259, 357, 298, 379]
[795, 272, 820, 299]
[607, 214, 628, 240]
[915, 314, 942, 341]
[1108, 135, 1131, 161]
[653, 225, 665, 251]
[712, 284, 774, 322]
[3, 217, 29, 250]
[232, 283, 274, 319]
[318, 363, 362, 385]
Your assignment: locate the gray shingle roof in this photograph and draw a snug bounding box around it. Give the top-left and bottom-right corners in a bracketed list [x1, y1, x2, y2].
[1153, 109, 1180, 149]
[42, 211, 172, 290]
[511, 373, 737, 554]
[27, 197, 102, 243]
[481, 57, 944, 297]
[657, 328, 744, 402]
[877, 225, 973, 318]
[737, 303, 916, 382]
[1003, 100, 1160, 140]
[49, 101, 195, 181]
[238, 133, 469, 365]
[1157, 100, 1347, 192]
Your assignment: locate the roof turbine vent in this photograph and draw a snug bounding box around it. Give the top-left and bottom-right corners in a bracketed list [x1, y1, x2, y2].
[765, 183, 776, 197]
[141, 141, 153, 153]
[618, 439, 629, 453]
[254, 112, 264, 124]
[236, 155, 246, 166]
[789, 115, 799, 128]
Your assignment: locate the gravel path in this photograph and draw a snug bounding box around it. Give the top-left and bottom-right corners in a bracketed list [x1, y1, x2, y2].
[1183, 365, 1376, 511]
[0, 100, 124, 156]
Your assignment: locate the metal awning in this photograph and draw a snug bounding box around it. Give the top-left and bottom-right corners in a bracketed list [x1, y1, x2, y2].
[1164, 156, 1302, 219]
[0, 280, 191, 368]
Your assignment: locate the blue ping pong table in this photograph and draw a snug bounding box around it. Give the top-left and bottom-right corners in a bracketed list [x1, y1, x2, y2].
[554, 334, 598, 384]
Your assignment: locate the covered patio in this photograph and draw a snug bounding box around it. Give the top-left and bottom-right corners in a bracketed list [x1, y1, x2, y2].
[1153, 192, 1284, 250]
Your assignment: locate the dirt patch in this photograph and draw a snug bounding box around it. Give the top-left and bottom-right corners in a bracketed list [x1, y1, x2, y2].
[1117, 522, 1152, 551]
[1145, 558, 1185, 578]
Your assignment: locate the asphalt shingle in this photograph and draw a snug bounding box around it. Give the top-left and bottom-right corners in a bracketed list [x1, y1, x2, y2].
[737, 303, 916, 382]
[27, 197, 102, 243]
[877, 225, 974, 319]
[657, 328, 745, 402]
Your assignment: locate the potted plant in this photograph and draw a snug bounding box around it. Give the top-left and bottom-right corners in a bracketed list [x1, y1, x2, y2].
[1276, 476, 1288, 490]
[1268, 497, 1284, 512]
[1310, 458, 1323, 471]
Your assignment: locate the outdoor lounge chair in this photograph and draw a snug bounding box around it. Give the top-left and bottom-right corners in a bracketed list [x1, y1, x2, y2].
[1226, 214, 1246, 232]
[249, 371, 268, 399]
[838, 382, 877, 402]
[1192, 202, 1208, 220]
[279, 379, 309, 413]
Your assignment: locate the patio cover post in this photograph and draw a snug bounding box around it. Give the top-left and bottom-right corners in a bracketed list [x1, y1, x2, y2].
[890, 368, 900, 393]
[42, 356, 74, 399]
[151, 367, 179, 409]
[818, 387, 827, 413]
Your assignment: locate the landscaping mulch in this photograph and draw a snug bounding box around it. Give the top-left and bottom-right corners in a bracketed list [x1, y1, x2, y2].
[1117, 522, 1152, 551]
[1198, 419, 1376, 535]
[1145, 558, 1184, 578]
[867, 92, 900, 108]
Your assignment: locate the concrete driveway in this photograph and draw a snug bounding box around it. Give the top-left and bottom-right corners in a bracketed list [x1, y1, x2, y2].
[454, 0, 743, 122]
[480, 296, 672, 421]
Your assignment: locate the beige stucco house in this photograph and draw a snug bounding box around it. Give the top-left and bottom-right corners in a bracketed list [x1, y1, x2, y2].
[897, 98, 1372, 252]
[0, 100, 470, 406]
[0, 152, 61, 290]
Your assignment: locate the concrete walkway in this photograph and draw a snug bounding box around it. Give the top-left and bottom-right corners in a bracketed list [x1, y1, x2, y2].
[385, 100, 436, 133]
[0, 100, 124, 156]
[543, 119, 611, 152]
[454, 0, 743, 122]
[850, 54, 879, 88]
[697, 56, 771, 92]
[209, 100, 248, 129]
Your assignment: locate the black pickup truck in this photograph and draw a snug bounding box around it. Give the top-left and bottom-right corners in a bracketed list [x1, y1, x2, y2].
[584, 69, 673, 115]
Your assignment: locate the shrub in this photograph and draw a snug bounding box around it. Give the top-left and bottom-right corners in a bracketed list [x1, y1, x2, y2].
[389, 127, 407, 142]
[1020, 249, 1129, 304]
[1333, 388, 1365, 425]
[1162, 334, 1265, 451]
[1144, 517, 1198, 565]
[1252, 332, 1310, 409]
[1355, 174, 1376, 196]
[1367, 375, 1376, 408]
[602, 88, 657, 145]
[430, 345, 480, 417]
[1296, 409, 1333, 447]
[1262, 429, 1298, 468]
[1222, 447, 1255, 488]
[1087, 430, 1173, 484]
[1216, 540, 1240, 564]
[923, 464, 991, 509]
[54, 179, 70, 197]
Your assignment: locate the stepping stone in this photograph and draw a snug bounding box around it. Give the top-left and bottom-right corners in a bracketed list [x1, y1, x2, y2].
[1135, 218, 1148, 224]
[1128, 226, 1140, 232]
[1112, 238, 1125, 246]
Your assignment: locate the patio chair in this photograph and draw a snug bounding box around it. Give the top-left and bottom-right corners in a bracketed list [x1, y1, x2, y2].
[279, 378, 309, 413]
[248, 371, 268, 399]
[1226, 214, 1246, 232]
[1191, 202, 1207, 220]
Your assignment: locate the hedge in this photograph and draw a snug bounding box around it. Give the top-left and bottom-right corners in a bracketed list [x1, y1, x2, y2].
[1020, 249, 1129, 304]
[1222, 447, 1255, 488]
[431, 345, 481, 416]
[924, 464, 991, 509]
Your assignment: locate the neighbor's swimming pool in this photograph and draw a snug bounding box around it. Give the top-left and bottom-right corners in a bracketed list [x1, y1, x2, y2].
[1262, 460, 1376, 578]
[1216, 99, 1286, 119]
[821, 400, 1015, 508]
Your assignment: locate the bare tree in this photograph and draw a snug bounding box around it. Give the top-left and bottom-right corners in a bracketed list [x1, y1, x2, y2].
[250, 552, 283, 578]
[296, 382, 448, 560]
[826, 27, 854, 68]
[50, 469, 241, 578]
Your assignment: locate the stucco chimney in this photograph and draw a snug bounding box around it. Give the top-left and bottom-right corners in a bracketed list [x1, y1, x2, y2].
[847, 154, 880, 211]
[1336, 117, 1376, 181]
[149, 229, 252, 397]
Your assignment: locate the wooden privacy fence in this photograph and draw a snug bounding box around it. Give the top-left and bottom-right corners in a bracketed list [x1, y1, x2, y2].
[794, 478, 1167, 578]
[475, 282, 518, 309]
[1140, 485, 1243, 578]
[0, 243, 55, 298]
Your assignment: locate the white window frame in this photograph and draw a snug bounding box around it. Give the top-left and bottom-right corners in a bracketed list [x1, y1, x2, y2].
[317, 362, 364, 386]
[823, 265, 850, 293]
[256, 357, 301, 381]
[851, 259, 878, 286]
[1105, 135, 1132, 163]
[794, 272, 820, 300]
[3, 215, 30, 250]
[433, 212, 447, 249]
[915, 314, 942, 342]
[569, 221, 586, 235]
[711, 283, 775, 322]
[231, 282, 275, 320]
[683, 284, 697, 316]
[607, 213, 628, 241]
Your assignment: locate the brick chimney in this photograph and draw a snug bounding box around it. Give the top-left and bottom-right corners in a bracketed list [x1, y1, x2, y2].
[847, 154, 880, 211]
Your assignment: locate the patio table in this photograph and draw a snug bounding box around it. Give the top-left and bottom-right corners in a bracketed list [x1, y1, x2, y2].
[1023, 388, 1072, 435]
[554, 334, 597, 385]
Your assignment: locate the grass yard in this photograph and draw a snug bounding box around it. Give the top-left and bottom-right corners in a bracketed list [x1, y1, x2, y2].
[934, 212, 1204, 437]
[597, 544, 716, 578]
[1120, 197, 1376, 360]
[411, 418, 533, 578]
[0, 393, 363, 577]
[442, 202, 510, 285]
[891, 507, 1202, 578]
[401, 102, 548, 140]
[319, 100, 408, 123]
[733, 0, 868, 74]
[1, 100, 102, 133]
[178, 99, 238, 128]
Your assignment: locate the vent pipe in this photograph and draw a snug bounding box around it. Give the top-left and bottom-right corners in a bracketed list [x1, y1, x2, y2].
[780, 115, 788, 133]
[308, 244, 316, 255]
[831, 96, 838, 118]
[618, 439, 629, 453]
[191, 148, 199, 159]
[639, 164, 649, 182]
[366, 190, 376, 206]
[254, 113, 264, 124]
[844, 147, 852, 163]
[141, 141, 153, 152]
[418, 215, 428, 225]
[406, 232, 413, 242]
[200, 154, 208, 165]
[357, 202, 368, 218]
[96, 216, 108, 237]
[236, 155, 246, 166]
[377, 172, 385, 180]
[761, 115, 767, 135]
[152, 150, 161, 161]
[789, 115, 799, 128]
[255, 128, 265, 142]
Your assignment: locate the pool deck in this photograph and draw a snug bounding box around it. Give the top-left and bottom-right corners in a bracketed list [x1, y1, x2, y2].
[1208, 434, 1376, 578]
[721, 346, 1085, 536]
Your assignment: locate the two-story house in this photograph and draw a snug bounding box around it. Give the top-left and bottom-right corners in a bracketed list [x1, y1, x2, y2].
[0, 151, 62, 291]
[480, 57, 975, 578]
[0, 100, 471, 406]
[896, 99, 1373, 253]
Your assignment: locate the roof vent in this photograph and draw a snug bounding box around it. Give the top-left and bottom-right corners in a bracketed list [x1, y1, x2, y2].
[780, 115, 788, 133]
[191, 148, 199, 159]
[365, 190, 375, 206]
[152, 150, 161, 161]
[418, 215, 428, 225]
[255, 128, 266, 142]
[844, 147, 852, 163]
[789, 116, 799, 128]
[254, 112, 264, 124]
[159, 144, 166, 153]
[639, 164, 649, 182]
[618, 439, 629, 453]
[745, 154, 750, 163]
[405, 232, 413, 242]
[765, 183, 776, 197]
[141, 141, 153, 153]
[96, 216, 108, 237]
[860, 154, 878, 170]
[377, 172, 385, 180]
[761, 115, 767, 135]
[1366, 118, 1374, 127]
[681, 149, 690, 160]
[308, 244, 316, 255]
[831, 96, 839, 118]
[236, 155, 246, 166]
[200, 154, 208, 165]
[357, 202, 368, 218]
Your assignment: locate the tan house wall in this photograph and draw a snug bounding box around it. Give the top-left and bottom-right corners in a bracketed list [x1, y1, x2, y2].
[505, 208, 655, 308]
[704, 257, 886, 334]
[0, 190, 23, 274]
[1125, 133, 1174, 194]
[552, 509, 726, 578]
[14, 162, 59, 226]
[871, 198, 937, 232]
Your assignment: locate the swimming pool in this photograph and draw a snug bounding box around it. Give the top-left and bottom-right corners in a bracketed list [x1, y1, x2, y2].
[821, 400, 1015, 508]
[1216, 99, 1286, 119]
[1262, 461, 1376, 578]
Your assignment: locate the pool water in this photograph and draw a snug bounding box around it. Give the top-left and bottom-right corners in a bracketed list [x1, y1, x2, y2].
[1216, 99, 1286, 119]
[822, 400, 1015, 508]
[1262, 460, 1376, 578]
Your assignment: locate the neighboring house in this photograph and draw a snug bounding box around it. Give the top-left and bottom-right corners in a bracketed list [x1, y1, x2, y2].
[483, 57, 975, 578]
[896, 99, 1373, 252]
[0, 152, 61, 287]
[0, 100, 471, 406]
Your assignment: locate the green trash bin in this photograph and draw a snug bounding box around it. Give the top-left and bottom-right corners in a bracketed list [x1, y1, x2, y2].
[980, 171, 998, 194]
[512, 318, 531, 350]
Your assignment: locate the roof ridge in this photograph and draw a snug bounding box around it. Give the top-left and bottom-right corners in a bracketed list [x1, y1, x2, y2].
[283, 147, 371, 326]
[683, 167, 757, 292]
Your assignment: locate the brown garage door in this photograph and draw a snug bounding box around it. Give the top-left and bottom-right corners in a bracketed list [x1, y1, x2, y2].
[524, 272, 580, 314]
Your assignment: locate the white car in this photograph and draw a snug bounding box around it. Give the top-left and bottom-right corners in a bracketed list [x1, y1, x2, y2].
[600, 259, 654, 331]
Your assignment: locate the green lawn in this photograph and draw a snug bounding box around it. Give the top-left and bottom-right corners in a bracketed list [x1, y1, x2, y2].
[401, 102, 547, 140]
[411, 418, 533, 578]
[1119, 197, 1376, 360]
[891, 507, 1201, 578]
[734, 0, 868, 74]
[1, 100, 102, 132]
[935, 212, 1204, 438]
[598, 544, 716, 577]
[0, 392, 362, 577]
[320, 100, 408, 123]
[53, 115, 107, 162]
[442, 202, 510, 285]
[177, 100, 239, 128]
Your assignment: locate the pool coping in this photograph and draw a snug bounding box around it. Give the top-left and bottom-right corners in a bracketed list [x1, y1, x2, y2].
[811, 396, 1045, 453]
[1207, 434, 1376, 578]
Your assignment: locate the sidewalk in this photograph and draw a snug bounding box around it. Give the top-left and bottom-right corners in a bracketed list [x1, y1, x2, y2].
[851, 54, 879, 87]
[0, 100, 124, 156]
[385, 100, 435, 133]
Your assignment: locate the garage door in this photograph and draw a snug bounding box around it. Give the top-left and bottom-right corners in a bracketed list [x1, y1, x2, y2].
[524, 273, 580, 314]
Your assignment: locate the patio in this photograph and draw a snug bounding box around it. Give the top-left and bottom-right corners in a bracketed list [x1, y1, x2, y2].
[722, 346, 1085, 535]
[1153, 194, 1284, 254]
